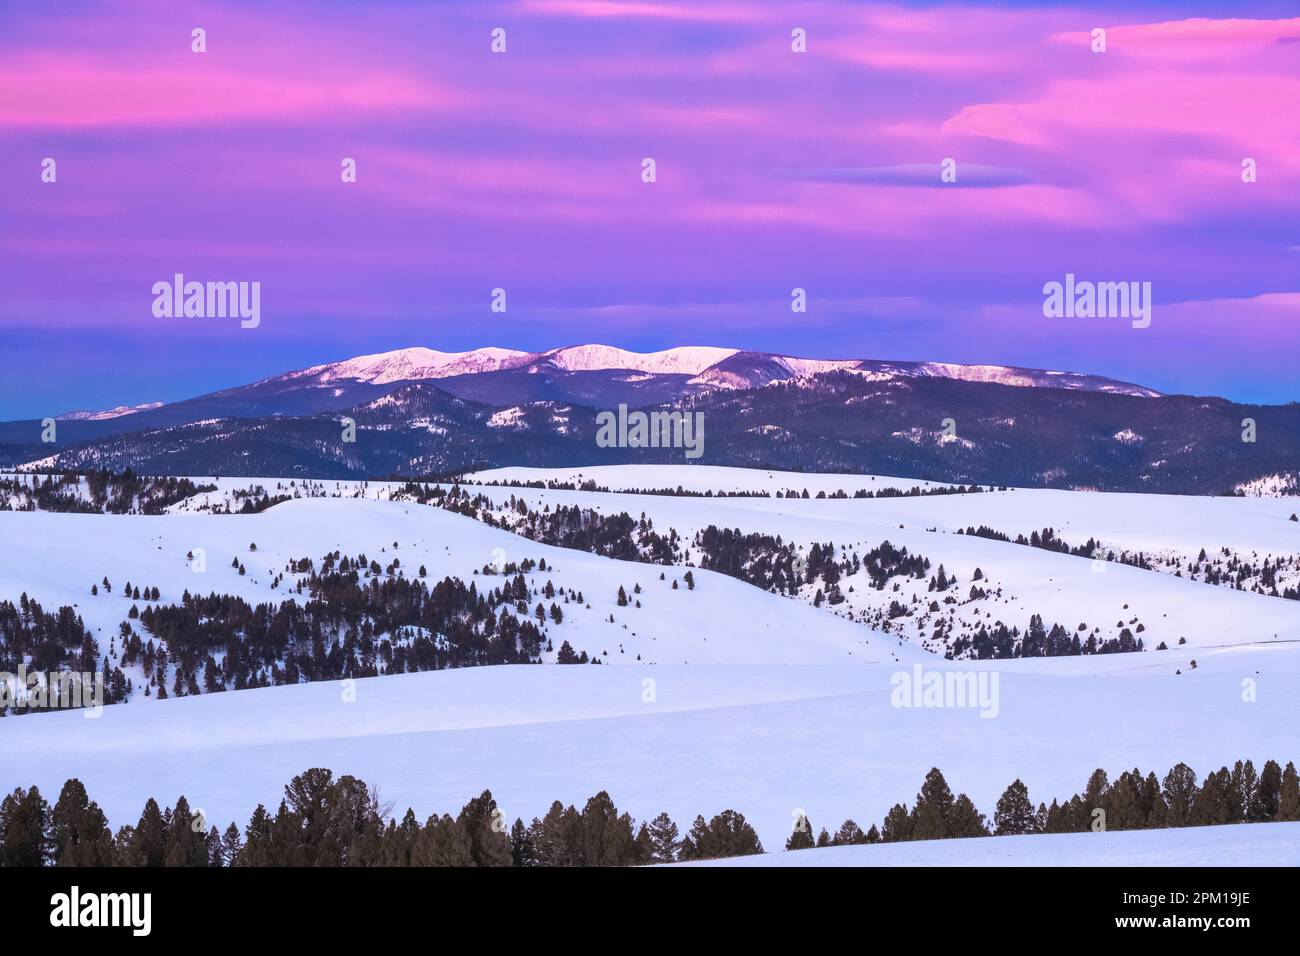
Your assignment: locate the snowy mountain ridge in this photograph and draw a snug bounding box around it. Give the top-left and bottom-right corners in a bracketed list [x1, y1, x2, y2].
[277, 345, 1161, 398]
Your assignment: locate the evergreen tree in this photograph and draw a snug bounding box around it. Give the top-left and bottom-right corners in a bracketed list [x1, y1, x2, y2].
[1106, 773, 1143, 830]
[785, 812, 816, 850]
[220, 823, 243, 867]
[880, 803, 912, 843]
[633, 822, 655, 866]
[645, 811, 680, 864]
[51, 778, 115, 866]
[948, 794, 989, 838]
[412, 814, 475, 866]
[832, 819, 867, 846]
[534, 801, 584, 867]
[1278, 762, 1300, 822]
[1253, 760, 1283, 822]
[164, 796, 210, 867]
[1162, 762, 1198, 828]
[380, 809, 421, 867]
[509, 817, 536, 867]
[1192, 767, 1234, 826]
[0, 786, 53, 867]
[678, 815, 710, 861]
[993, 779, 1037, 836]
[1083, 768, 1109, 815]
[910, 768, 955, 840]
[578, 791, 635, 866]
[128, 797, 167, 867]
[1142, 773, 1168, 828]
[1229, 760, 1257, 823]
[679, 810, 762, 860]
[456, 790, 512, 867]
[235, 804, 273, 867]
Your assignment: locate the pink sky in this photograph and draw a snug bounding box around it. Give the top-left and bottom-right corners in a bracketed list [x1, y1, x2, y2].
[1, 0, 1297, 415]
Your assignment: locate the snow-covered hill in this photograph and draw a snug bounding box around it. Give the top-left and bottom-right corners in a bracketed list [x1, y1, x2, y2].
[0, 497, 917, 669]
[3, 464, 1296, 863]
[466, 464, 961, 495]
[449, 474, 1300, 656]
[677, 821, 1300, 867]
[3, 649, 1297, 848]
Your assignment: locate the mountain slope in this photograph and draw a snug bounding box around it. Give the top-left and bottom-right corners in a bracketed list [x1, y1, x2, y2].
[12, 372, 1300, 492]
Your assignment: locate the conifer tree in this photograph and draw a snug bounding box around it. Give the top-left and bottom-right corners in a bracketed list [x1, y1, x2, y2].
[880, 803, 912, 843]
[910, 768, 955, 840]
[947, 794, 989, 837]
[785, 813, 816, 850]
[129, 797, 167, 867]
[235, 804, 273, 867]
[456, 790, 512, 867]
[412, 814, 475, 867]
[645, 811, 679, 864]
[832, 820, 867, 846]
[1253, 760, 1283, 822]
[164, 796, 210, 867]
[1279, 762, 1300, 822]
[578, 791, 635, 866]
[993, 779, 1037, 836]
[510, 817, 536, 867]
[1162, 762, 1197, 828]
[220, 822, 243, 867]
[51, 778, 115, 866]
[0, 786, 53, 867]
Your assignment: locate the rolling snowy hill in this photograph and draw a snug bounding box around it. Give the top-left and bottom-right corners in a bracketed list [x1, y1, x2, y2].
[2, 465, 1296, 865]
[676, 821, 1300, 867]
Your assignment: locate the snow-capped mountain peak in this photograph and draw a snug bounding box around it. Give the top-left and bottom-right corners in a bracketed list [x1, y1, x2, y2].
[57, 401, 164, 421]
[302, 347, 533, 385]
[541, 344, 739, 376]
[266, 344, 1159, 399]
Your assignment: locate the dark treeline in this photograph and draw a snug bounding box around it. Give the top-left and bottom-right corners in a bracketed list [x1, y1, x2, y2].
[959, 524, 1153, 571]
[791, 759, 1300, 851]
[0, 470, 216, 515]
[692, 531, 930, 602]
[398, 485, 1141, 661]
[0, 595, 131, 710]
[398, 483, 681, 565]
[0, 768, 762, 868]
[946, 612, 1144, 659]
[130, 551, 554, 697]
[4, 757, 1295, 867]
[467, 476, 996, 500]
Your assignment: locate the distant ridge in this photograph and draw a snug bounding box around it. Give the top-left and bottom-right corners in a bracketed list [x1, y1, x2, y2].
[276, 344, 1161, 398]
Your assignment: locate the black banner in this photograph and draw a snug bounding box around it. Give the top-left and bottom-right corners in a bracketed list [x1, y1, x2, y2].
[1, 865, 1285, 942]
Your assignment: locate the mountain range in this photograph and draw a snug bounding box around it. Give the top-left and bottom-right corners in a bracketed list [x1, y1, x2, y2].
[4, 345, 1297, 494]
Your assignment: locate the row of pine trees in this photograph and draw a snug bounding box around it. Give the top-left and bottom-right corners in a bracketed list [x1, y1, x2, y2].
[787, 759, 1300, 850]
[0, 769, 760, 868]
[3, 757, 1296, 867]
